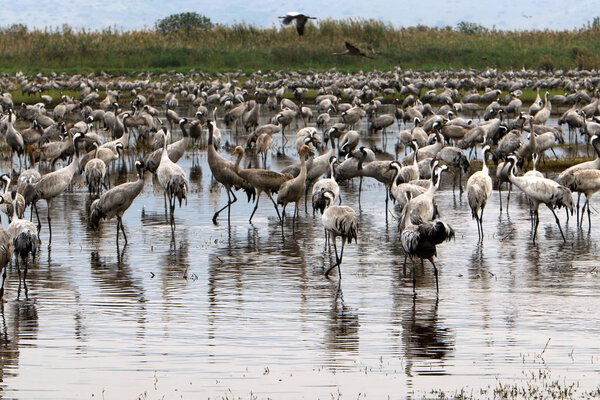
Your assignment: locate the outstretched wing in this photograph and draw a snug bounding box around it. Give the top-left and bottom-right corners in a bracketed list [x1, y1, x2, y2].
[345, 41, 361, 53]
[280, 15, 294, 25]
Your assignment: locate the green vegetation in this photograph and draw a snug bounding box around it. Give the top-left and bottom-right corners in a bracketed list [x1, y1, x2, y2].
[155, 12, 213, 35]
[1, 18, 600, 73]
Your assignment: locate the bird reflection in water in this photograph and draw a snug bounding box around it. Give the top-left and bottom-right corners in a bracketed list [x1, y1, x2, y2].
[324, 288, 359, 367]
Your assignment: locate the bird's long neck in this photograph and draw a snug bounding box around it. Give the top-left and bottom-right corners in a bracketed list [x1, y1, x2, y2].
[392, 166, 401, 190]
[234, 150, 243, 173]
[529, 121, 536, 151]
[329, 160, 335, 177]
[180, 121, 189, 138]
[298, 152, 308, 180]
[481, 149, 489, 175]
[593, 138, 600, 160]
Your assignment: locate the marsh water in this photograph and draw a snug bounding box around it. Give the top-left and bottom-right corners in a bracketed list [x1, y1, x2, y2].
[1, 106, 599, 399]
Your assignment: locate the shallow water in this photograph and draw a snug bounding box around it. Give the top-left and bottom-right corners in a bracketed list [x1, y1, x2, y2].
[0, 105, 599, 399]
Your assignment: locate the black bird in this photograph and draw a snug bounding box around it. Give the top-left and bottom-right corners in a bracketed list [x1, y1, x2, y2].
[333, 41, 374, 59]
[278, 11, 316, 36]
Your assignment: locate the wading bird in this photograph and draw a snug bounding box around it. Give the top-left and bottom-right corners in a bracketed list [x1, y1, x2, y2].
[466, 145, 493, 239]
[321, 191, 358, 280]
[90, 160, 146, 246]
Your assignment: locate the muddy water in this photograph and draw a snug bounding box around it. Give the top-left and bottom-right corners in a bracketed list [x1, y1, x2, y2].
[0, 105, 599, 399]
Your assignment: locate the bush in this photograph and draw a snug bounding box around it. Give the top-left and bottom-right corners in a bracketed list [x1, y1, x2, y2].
[456, 21, 489, 35]
[155, 12, 213, 35]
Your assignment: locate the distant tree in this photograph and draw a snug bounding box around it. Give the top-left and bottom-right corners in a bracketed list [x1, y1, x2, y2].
[0, 23, 28, 34]
[155, 12, 213, 34]
[456, 21, 489, 35]
[592, 16, 600, 29]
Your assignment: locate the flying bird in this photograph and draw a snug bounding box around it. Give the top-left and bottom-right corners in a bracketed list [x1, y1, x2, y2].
[333, 41, 374, 59]
[278, 11, 316, 36]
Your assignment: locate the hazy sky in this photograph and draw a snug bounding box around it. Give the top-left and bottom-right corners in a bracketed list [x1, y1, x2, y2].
[4, 0, 598, 31]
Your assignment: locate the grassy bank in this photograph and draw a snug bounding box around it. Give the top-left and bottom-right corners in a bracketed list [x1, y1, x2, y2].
[1, 20, 600, 73]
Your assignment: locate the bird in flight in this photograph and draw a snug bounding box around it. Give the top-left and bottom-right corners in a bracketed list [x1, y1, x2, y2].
[278, 11, 317, 36]
[332, 41, 374, 59]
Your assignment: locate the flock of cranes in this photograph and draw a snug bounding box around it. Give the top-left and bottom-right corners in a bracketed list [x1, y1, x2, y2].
[1, 67, 600, 298]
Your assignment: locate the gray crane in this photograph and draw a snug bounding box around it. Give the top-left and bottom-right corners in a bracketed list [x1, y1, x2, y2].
[89, 160, 146, 246]
[23, 133, 84, 241]
[321, 191, 358, 279]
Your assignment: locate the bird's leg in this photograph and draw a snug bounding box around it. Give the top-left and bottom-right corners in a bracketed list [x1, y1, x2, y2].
[47, 202, 52, 242]
[576, 193, 581, 226]
[170, 194, 176, 228]
[163, 191, 168, 216]
[23, 258, 28, 300]
[293, 202, 298, 232]
[338, 238, 346, 276]
[358, 176, 363, 205]
[0, 266, 5, 299]
[412, 258, 417, 294]
[587, 197, 592, 231]
[430, 259, 439, 292]
[118, 216, 128, 245]
[213, 188, 235, 225]
[16, 257, 22, 299]
[325, 237, 340, 278]
[249, 193, 261, 223]
[459, 170, 463, 195]
[506, 184, 512, 214]
[385, 188, 389, 224]
[498, 184, 503, 212]
[304, 185, 309, 213]
[550, 207, 566, 242]
[579, 199, 586, 228]
[33, 202, 42, 233]
[267, 192, 282, 222]
[551, 148, 559, 160]
[532, 209, 539, 243]
[116, 217, 121, 245]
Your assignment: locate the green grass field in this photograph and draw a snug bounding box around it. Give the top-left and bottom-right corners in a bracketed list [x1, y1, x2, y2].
[1, 20, 600, 73]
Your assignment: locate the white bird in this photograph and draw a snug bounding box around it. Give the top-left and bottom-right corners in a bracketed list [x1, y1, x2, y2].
[466, 145, 493, 239]
[506, 155, 573, 242]
[321, 191, 358, 279]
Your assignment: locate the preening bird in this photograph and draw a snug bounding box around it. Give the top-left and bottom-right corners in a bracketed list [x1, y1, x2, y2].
[321, 191, 358, 279]
[400, 191, 455, 293]
[312, 156, 340, 214]
[333, 41, 374, 58]
[278, 11, 316, 36]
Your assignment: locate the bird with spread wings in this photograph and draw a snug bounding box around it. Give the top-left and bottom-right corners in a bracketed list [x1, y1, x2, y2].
[278, 11, 317, 36]
[333, 41, 375, 58]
